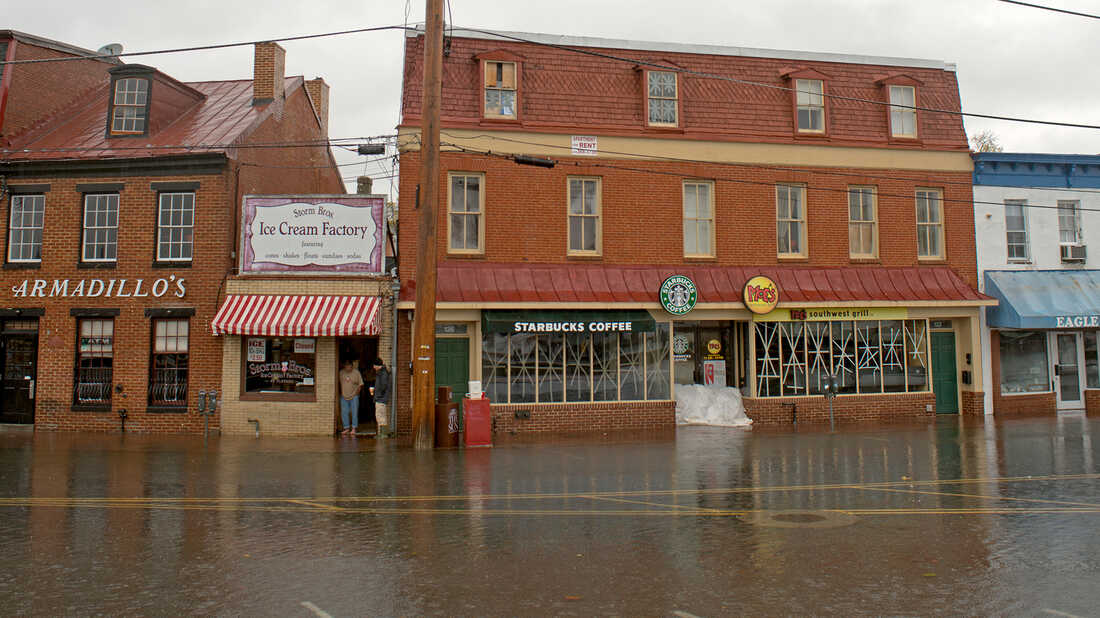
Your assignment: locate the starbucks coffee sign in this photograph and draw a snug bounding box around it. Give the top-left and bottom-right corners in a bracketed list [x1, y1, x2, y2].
[659, 275, 697, 315]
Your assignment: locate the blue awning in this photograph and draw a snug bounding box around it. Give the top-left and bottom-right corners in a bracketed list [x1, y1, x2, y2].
[985, 270, 1100, 329]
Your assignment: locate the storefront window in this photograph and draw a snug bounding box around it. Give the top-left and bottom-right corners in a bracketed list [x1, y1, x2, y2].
[1085, 332, 1099, 389]
[481, 324, 672, 403]
[75, 318, 113, 406]
[754, 319, 930, 397]
[999, 331, 1050, 394]
[243, 337, 316, 395]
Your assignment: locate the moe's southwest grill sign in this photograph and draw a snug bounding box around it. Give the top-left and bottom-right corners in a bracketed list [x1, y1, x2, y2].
[242, 195, 384, 274]
[743, 275, 779, 315]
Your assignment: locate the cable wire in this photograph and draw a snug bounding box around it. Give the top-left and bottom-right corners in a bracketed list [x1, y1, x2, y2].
[448, 26, 1100, 132]
[439, 140, 1100, 214]
[997, 0, 1100, 20]
[0, 25, 411, 66]
[1, 135, 396, 156]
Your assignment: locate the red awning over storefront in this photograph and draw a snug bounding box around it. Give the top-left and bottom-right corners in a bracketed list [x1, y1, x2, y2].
[401, 263, 991, 305]
[211, 295, 381, 336]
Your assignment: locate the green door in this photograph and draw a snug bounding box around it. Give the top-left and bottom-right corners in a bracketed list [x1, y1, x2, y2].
[435, 338, 470, 409]
[931, 331, 958, 414]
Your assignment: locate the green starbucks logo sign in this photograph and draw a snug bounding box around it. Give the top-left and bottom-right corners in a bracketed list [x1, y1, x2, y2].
[659, 275, 697, 315]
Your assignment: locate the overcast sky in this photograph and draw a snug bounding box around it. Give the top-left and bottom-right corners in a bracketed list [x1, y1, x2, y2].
[7, 0, 1099, 195]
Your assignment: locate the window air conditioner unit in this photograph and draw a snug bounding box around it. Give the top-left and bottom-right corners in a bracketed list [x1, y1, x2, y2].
[1061, 243, 1087, 262]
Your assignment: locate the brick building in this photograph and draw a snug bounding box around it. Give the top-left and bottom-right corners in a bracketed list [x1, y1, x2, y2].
[396, 28, 992, 435]
[973, 152, 1100, 417]
[0, 31, 343, 433]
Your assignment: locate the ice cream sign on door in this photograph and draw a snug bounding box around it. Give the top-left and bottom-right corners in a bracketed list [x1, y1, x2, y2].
[242, 195, 385, 273]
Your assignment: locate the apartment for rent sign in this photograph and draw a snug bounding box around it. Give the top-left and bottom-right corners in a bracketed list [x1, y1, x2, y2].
[242, 195, 385, 273]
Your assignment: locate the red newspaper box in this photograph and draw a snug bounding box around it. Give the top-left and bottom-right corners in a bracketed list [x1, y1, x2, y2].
[463, 396, 492, 447]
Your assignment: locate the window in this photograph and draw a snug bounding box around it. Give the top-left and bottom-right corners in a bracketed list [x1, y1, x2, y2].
[683, 181, 714, 257]
[1005, 199, 1030, 262]
[848, 186, 877, 258]
[448, 173, 483, 253]
[754, 319, 929, 397]
[481, 325, 672, 403]
[82, 194, 119, 263]
[110, 77, 149, 134]
[915, 189, 943, 259]
[156, 192, 194, 262]
[776, 184, 806, 257]
[75, 319, 114, 406]
[889, 85, 917, 138]
[647, 71, 678, 126]
[568, 177, 601, 254]
[150, 319, 189, 407]
[244, 337, 316, 396]
[8, 194, 44, 263]
[1058, 200, 1081, 245]
[999, 331, 1050, 394]
[484, 61, 517, 119]
[795, 79, 824, 133]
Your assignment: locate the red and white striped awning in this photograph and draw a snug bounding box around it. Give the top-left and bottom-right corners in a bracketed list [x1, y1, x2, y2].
[211, 295, 381, 337]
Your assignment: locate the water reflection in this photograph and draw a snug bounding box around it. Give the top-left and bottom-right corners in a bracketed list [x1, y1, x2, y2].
[0, 415, 1097, 615]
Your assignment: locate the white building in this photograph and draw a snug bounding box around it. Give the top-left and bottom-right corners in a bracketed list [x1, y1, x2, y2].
[974, 153, 1100, 415]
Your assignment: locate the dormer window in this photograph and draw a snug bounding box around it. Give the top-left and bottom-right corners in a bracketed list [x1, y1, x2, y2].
[647, 71, 678, 126]
[875, 73, 923, 141]
[781, 67, 830, 137]
[111, 78, 149, 134]
[795, 79, 824, 132]
[484, 61, 517, 119]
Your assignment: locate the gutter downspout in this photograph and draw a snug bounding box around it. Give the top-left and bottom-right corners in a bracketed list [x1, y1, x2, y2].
[391, 275, 400, 436]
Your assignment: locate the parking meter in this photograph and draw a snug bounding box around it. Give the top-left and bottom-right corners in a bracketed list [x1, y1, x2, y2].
[198, 389, 207, 413]
[821, 373, 839, 431]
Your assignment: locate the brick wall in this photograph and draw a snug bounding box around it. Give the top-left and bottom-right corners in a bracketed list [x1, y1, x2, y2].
[490, 401, 676, 434]
[219, 335, 338, 436]
[1085, 389, 1100, 417]
[398, 151, 978, 289]
[744, 392, 936, 425]
[0, 172, 231, 434]
[960, 390, 985, 416]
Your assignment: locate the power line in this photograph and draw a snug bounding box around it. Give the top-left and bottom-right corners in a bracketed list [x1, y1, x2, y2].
[439, 141, 1100, 214]
[1, 135, 396, 156]
[450, 26, 1100, 132]
[0, 25, 412, 66]
[439, 130, 1100, 196]
[997, 0, 1100, 20]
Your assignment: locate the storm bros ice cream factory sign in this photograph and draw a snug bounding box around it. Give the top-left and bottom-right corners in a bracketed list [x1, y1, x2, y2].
[242, 195, 385, 273]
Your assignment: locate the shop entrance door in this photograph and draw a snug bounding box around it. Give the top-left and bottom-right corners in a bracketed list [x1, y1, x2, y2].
[0, 327, 39, 424]
[931, 331, 958, 414]
[1054, 333, 1084, 410]
[336, 337, 380, 433]
[435, 338, 470, 411]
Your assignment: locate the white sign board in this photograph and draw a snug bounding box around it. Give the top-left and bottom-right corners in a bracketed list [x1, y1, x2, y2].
[242, 196, 384, 273]
[247, 338, 266, 362]
[571, 135, 598, 156]
[703, 360, 726, 387]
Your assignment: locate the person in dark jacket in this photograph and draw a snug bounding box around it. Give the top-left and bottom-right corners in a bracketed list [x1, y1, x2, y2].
[370, 358, 391, 439]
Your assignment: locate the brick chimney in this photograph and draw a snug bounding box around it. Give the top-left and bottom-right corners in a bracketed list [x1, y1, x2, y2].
[253, 42, 286, 105]
[304, 77, 330, 135]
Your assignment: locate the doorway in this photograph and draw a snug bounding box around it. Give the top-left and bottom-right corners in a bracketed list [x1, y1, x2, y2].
[336, 337, 380, 433]
[931, 331, 958, 414]
[0, 320, 39, 425]
[435, 337, 470, 413]
[1053, 332, 1084, 410]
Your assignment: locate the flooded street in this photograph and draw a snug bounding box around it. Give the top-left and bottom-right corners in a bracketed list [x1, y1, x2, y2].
[0, 415, 1098, 616]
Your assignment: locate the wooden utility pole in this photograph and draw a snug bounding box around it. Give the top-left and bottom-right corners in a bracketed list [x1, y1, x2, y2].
[411, 0, 444, 450]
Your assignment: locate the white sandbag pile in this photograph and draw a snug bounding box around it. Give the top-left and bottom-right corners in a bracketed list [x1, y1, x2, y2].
[674, 384, 753, 427]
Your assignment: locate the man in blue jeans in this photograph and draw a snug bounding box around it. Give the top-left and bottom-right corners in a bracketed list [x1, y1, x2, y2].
[338, 359, 364, 436]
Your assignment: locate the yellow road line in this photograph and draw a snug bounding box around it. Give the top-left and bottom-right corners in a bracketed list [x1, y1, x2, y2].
[859, 486, 1100, 508]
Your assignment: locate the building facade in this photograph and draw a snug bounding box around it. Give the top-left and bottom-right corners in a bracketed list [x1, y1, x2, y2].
[396, 28, 990, 436]
[0, 32, 343, 432]
[974, 153, 1100, 416]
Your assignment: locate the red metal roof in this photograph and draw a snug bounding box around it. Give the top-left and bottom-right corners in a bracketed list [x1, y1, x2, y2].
[403, 262, 991, 305]
[3, 76, 302, 160]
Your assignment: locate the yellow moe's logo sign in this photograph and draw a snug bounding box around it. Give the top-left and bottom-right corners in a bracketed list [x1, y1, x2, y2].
[743, 275, 779, 315]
